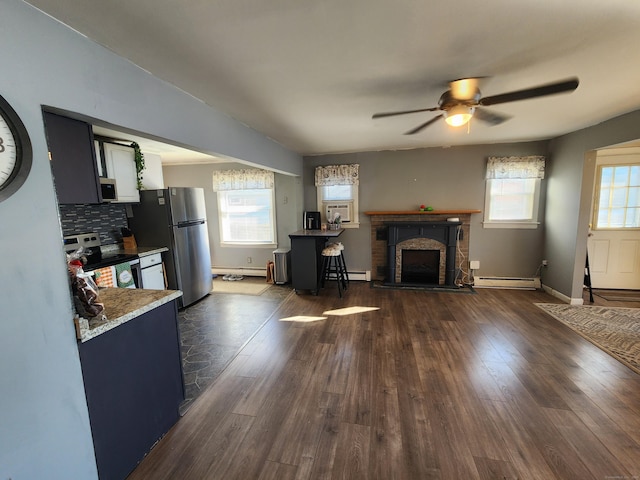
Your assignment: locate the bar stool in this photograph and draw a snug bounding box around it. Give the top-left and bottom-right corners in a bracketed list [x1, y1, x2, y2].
[320, 242, 348, 297]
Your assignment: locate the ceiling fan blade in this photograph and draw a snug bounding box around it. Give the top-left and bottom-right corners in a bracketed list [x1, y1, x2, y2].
[479, 77, 579, 106]
[372, 107, 439, 119]
[473, 107, 511, 126]
[404, 115, 443, 135]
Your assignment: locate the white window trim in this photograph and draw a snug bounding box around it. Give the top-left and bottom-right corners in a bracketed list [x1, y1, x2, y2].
[314, 164, 360, 229]
[316, 186, 360, 228]
[592, 157, 640, 231]
[483, 177, 542, 229]
[217, 188, 278, 248]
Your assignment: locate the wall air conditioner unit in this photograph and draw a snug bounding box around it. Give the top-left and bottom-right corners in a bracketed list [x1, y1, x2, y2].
[325, 201, 353, 223]
[474, 276, 541, 290]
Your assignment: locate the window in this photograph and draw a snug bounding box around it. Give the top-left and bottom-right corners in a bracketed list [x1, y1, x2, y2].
[483, 156, 545, 229]
[212, 169, 276, 246]
[594, 164, 640, 229]
[315, 164, 359, 227]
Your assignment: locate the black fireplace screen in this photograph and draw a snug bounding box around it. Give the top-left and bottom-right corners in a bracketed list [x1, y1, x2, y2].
[401, 249, 440, 284]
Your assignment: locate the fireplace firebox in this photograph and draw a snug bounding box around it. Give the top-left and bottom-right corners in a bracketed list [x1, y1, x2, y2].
[401, 249, 440, 284]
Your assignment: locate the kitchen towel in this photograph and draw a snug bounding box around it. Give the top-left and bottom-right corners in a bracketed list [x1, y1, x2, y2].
[115, 262, 136, 288]
[94, 266, 116, 288]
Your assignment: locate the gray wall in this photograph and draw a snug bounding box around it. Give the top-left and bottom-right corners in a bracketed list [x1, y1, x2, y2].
[304, 141, 549, 277]
[4, 0, 640, 476]
[546, 109, 640, 301]
[163, 163, 302, 270]
[0, 1, 300, 478]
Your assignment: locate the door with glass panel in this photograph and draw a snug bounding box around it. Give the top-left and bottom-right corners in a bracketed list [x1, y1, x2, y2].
[589, 154, 640, 289]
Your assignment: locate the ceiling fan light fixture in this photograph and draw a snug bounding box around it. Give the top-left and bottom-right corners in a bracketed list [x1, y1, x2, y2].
[444, 105, 474, 127]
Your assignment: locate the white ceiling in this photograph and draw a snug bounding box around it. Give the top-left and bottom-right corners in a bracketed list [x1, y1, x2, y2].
[25, 0, 640, 158]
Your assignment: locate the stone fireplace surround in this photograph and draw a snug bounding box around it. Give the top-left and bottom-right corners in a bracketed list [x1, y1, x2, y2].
[365, 210, 480, 286]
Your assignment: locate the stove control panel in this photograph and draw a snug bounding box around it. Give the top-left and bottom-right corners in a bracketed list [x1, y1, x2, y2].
[63, 232, 101, 254]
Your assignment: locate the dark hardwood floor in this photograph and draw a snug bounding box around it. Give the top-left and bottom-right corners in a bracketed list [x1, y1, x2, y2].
[129, 283, 640, 479]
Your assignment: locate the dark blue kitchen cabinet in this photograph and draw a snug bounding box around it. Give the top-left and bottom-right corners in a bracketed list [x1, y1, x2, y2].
[78, 300, 184, 480]
[43, 111, 102, 204]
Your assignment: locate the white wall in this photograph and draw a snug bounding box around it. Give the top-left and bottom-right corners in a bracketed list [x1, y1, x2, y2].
[0, 1, 300, 478]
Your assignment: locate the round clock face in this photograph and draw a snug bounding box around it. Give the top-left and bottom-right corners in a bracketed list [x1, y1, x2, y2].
[0, 94, 32, 202]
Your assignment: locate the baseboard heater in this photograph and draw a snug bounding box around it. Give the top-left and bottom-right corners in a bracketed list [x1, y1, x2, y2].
[349, 271, 371, 281]
[212, 268, 371, 281]
[474, 276, 541, 290]
[212, 267, 267, 277]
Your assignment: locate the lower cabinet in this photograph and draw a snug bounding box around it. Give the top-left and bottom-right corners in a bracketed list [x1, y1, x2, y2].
[290, 236, 325, 293]
[140, 253, 166, 290]
[78, 301, 184, 480]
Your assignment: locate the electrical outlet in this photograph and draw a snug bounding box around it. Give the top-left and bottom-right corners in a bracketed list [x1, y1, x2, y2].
[247, 256, 252, 264]
[470, 260, 480, 270]
[542, 260, 548, 267]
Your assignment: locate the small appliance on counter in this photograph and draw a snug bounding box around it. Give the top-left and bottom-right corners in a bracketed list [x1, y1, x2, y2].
[303, 211, 321, 230]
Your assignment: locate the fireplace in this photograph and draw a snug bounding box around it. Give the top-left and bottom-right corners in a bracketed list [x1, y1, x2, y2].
[401, 249, 440, 284]
[366, 210, 478, 285]
[386, 221, 461, 287]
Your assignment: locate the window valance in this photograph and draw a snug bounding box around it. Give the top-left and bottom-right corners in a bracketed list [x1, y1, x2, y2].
[486, 156, 546, 180]
[212, 168, 274, 191]
[315, 164, 359, 186]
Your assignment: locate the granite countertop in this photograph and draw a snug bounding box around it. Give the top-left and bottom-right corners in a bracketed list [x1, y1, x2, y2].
[75, 287, 182, 343]
[104, 245, 169, 257]
[289, 228, 344, 237]
[126, 246, 168, 257]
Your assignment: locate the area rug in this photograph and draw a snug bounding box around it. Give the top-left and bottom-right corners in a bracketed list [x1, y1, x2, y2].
[212, 277, 271, 296]
[535, 303, 640, 375]
[593, 289, 640, 302]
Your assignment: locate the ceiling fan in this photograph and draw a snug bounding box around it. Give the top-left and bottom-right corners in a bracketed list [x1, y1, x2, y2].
[372, 77, 579, 135]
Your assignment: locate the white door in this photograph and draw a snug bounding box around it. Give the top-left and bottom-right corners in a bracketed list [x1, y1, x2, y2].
[588, 150, 640, 289]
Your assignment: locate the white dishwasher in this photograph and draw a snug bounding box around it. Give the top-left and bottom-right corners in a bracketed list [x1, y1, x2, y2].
[140, 253, 166, 290]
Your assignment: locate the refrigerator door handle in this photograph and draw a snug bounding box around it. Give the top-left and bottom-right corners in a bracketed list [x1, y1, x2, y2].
[176, 219, 205, 228]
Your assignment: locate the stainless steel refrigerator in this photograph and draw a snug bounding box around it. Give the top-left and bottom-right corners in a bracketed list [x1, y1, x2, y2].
[129, 187, 212, 307]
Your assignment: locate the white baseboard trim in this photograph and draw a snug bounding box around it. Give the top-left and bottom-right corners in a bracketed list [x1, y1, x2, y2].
[541, 284, 576, 304]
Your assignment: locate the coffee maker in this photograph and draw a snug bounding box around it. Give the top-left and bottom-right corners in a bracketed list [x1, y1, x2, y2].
[303, 211, 321, 230]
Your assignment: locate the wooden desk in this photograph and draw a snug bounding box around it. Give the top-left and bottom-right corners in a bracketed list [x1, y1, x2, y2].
[289, 229, 344, 294]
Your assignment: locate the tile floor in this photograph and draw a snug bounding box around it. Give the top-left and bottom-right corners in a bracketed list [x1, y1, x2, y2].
[177, 277, 292, 414]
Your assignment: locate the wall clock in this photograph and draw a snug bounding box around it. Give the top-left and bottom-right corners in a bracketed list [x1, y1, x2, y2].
[0, 93, 32, 202]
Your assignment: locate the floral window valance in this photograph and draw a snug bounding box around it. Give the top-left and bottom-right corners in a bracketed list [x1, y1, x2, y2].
[315, 164, 359, 186]
[212, 168, 274, 191]
[486, 156, 546, 179]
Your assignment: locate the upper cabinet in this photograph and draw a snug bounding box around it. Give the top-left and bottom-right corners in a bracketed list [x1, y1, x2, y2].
[44, 112, 102, 204]
[141, 152, 165, 190]
[102, 142, 140, 203]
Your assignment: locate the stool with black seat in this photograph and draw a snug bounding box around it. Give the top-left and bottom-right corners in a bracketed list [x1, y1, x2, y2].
[320, 242, 348, 297]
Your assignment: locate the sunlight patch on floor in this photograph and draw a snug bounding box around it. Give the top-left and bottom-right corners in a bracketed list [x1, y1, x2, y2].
[279, 315, 327, 323]
[323, 306, 380, 316]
